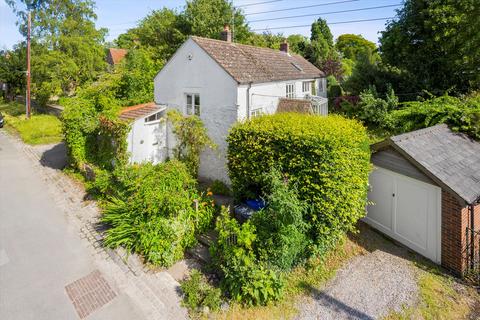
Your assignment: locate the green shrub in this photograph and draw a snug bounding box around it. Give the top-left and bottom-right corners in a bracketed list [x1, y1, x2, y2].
[180, 270, 222, 312]
[227, 113, 371, 247]
[209, 179, 231, 196]
[211, 208, 284, 306]
[101, 161, 216, 267]
[385, 94, 480, 140]
[252, 168, 308, 271]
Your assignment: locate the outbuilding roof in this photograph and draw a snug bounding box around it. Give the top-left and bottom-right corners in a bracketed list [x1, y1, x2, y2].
[191, 36, 324, 84]
[107, 48, 128, 65]
[118, 102, 162, 121]
[276, 98, 313, 114]
[373, 124, 480, 205]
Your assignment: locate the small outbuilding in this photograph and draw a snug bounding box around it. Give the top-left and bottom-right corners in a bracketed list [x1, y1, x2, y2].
[119, 102, 167, 164]
[366, 124, 480, 276]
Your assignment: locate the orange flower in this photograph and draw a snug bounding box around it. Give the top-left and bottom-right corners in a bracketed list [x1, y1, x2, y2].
[207, 191, 213, 196]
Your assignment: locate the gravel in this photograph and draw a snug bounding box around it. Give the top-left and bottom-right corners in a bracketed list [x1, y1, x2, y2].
[296, 249, 419, 320]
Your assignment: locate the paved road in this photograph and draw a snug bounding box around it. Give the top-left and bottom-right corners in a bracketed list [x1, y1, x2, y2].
[0, 133, 146, 320]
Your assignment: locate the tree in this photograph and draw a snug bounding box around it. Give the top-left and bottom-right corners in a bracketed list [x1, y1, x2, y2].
[380, 0, 480, 95]
[304, 18, 339, 78]
[115, 8, 186, 63]
[335, 34, 376, 61]
[310, 18, 333, 47]
[181, 0, 250, 42]
[6, 0, 107, 104]
[0, 46, 27, 100]
[286, 34, 308, 55]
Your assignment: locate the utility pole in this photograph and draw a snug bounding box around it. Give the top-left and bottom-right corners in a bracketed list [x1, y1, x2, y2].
[26, 11, 31, 119]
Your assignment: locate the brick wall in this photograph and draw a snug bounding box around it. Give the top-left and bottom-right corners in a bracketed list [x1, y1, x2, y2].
[441, 190, 480, 275]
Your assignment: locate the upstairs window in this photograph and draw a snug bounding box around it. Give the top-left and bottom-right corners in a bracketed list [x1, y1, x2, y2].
[286, 83, 295, 98]
[302, 81, 312, 94]
[186, 93, 200, 116]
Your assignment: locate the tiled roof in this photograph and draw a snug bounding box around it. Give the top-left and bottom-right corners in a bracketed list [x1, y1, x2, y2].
[276, 98, 313, 114]
[191, 36, 324, 84]
[107, 48, 128, 65]
[376, 124, 480, 204]
[118, 102, 161, 121]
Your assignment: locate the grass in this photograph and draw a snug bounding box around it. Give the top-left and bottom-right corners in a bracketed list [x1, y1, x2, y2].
[0, 101, 63, 145]
[385, 265, 478, 320]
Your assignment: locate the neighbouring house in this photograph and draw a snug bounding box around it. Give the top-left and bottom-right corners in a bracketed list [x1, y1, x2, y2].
[107, 48, 128, 66]
[366, 124, 480, 276]
[119, 102, 167, 164]
[150, 25, 327, 182]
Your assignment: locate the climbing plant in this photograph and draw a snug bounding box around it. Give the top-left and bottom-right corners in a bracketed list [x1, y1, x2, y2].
[167, 110, 216, 177]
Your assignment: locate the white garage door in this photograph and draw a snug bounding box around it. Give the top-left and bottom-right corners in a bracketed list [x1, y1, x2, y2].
[365, 167, 442, 263]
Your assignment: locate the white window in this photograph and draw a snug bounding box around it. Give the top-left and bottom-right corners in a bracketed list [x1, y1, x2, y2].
[186, 93, 200, 116]
[145, 110, 165, 123]
[250, 108, 263, 118]
[319, 78, 325, 92]
[286, 83, 295, 98]
[302, 81, 312, 94]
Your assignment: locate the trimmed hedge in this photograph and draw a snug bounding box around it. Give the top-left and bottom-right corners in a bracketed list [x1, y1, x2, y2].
[227, 113, 371, 246]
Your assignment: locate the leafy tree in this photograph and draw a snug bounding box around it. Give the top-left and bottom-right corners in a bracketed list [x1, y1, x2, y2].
[310, 18, 333, 47]
[0, 46, 27, 99]
[6, 0, 107, 104]
[243, 31, 284, 49]
[380, 0, 480, 95]
[286, 34, 308, 55]
[181, 0, 250, 42]
[335, 34, 376, 61]
[115, 8, 186, 63]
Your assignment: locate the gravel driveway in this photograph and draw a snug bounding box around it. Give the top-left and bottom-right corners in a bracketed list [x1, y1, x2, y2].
[296, 237, 419, 320]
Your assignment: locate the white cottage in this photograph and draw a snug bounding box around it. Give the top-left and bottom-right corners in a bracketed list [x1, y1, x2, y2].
[125, 27, 327, 183]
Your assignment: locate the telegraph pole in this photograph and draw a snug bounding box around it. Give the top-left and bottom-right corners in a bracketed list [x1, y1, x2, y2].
[26, 11, 31, 119]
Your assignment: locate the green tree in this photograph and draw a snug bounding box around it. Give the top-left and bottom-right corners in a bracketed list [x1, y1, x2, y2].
[181, 0, 250, 42]
[115, 8, 186, 63]
[0, 46, 27, 99]
[6, 0, 107, 104]
[335, 34, 376, 61]
[286, 34, 308, 55]
[380, 0, 480, 94]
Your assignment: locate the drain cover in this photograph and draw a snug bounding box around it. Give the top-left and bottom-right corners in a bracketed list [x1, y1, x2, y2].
[65, 270, 117, 319]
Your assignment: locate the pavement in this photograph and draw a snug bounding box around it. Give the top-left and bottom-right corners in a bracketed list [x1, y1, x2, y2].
[0, 132, 188, 320]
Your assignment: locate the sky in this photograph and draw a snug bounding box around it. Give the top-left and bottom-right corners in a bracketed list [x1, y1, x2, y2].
[0, 0, 401, 50]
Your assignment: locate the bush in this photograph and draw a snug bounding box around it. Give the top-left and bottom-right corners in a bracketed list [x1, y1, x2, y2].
[101, 161, 216, 267]
[227, 113, 371, 247]
[252, 168, 308, 271]
[385, 94, 480, 140]
[209, 179, 231, 196]
[180, 270, 222, 312]
[211, 208, 284, 306]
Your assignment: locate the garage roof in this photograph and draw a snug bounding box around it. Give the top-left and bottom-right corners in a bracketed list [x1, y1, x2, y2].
[373, 124, 480, 205]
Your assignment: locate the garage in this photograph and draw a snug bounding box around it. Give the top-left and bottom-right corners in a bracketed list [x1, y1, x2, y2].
[366, 167, 441, 263]
[365, 124, 480, 276]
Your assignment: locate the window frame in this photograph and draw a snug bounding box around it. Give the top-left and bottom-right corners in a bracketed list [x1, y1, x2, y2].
[250, 108, 263, 118]
[144, 109, 166, 124]
[185, 93, 201, 116]
[302, 81, 312, 94]
[286, 83, 295, 98]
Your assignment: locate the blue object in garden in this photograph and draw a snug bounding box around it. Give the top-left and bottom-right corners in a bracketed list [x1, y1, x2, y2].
[245, 199, 266, 211]
[234, 204, 256, 223]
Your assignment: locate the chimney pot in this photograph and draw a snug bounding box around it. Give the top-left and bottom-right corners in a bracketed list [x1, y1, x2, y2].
[280, 40, 289, 53]
[220, 24, 232, 42]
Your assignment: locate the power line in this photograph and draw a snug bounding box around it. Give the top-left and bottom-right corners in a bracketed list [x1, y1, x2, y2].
[245, 0, 360, 16]
[251, 17, 394, 31]
[249, 4, 402, 23]
[237, 0, 283, 8]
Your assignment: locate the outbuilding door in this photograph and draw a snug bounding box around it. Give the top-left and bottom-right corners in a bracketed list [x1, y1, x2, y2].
[365, 167, 441, 263]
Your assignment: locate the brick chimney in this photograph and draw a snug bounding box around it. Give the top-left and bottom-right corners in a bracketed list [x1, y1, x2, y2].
[280, 40, 289, 53]
[220, 24, 232, 42]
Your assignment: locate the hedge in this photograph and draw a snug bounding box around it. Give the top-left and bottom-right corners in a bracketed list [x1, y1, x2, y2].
[227, 113, 371, 246]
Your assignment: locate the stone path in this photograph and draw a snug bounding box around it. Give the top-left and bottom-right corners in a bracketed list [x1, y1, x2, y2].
[1, 132, 188, 320]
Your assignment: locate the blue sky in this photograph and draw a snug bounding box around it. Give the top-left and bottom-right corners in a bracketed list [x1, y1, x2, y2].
[1, 0, 400, 50]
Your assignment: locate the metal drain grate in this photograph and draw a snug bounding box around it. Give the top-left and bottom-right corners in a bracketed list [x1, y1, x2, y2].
[65, 270, 117, 319]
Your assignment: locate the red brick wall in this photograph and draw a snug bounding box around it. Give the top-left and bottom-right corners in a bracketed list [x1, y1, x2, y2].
[441, 190, 480, 275]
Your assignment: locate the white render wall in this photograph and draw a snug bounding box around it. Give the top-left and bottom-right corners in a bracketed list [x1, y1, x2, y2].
[237, 78, 327, 120]
[154, 38, 238, 183]
[126, 116, 167, 165]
